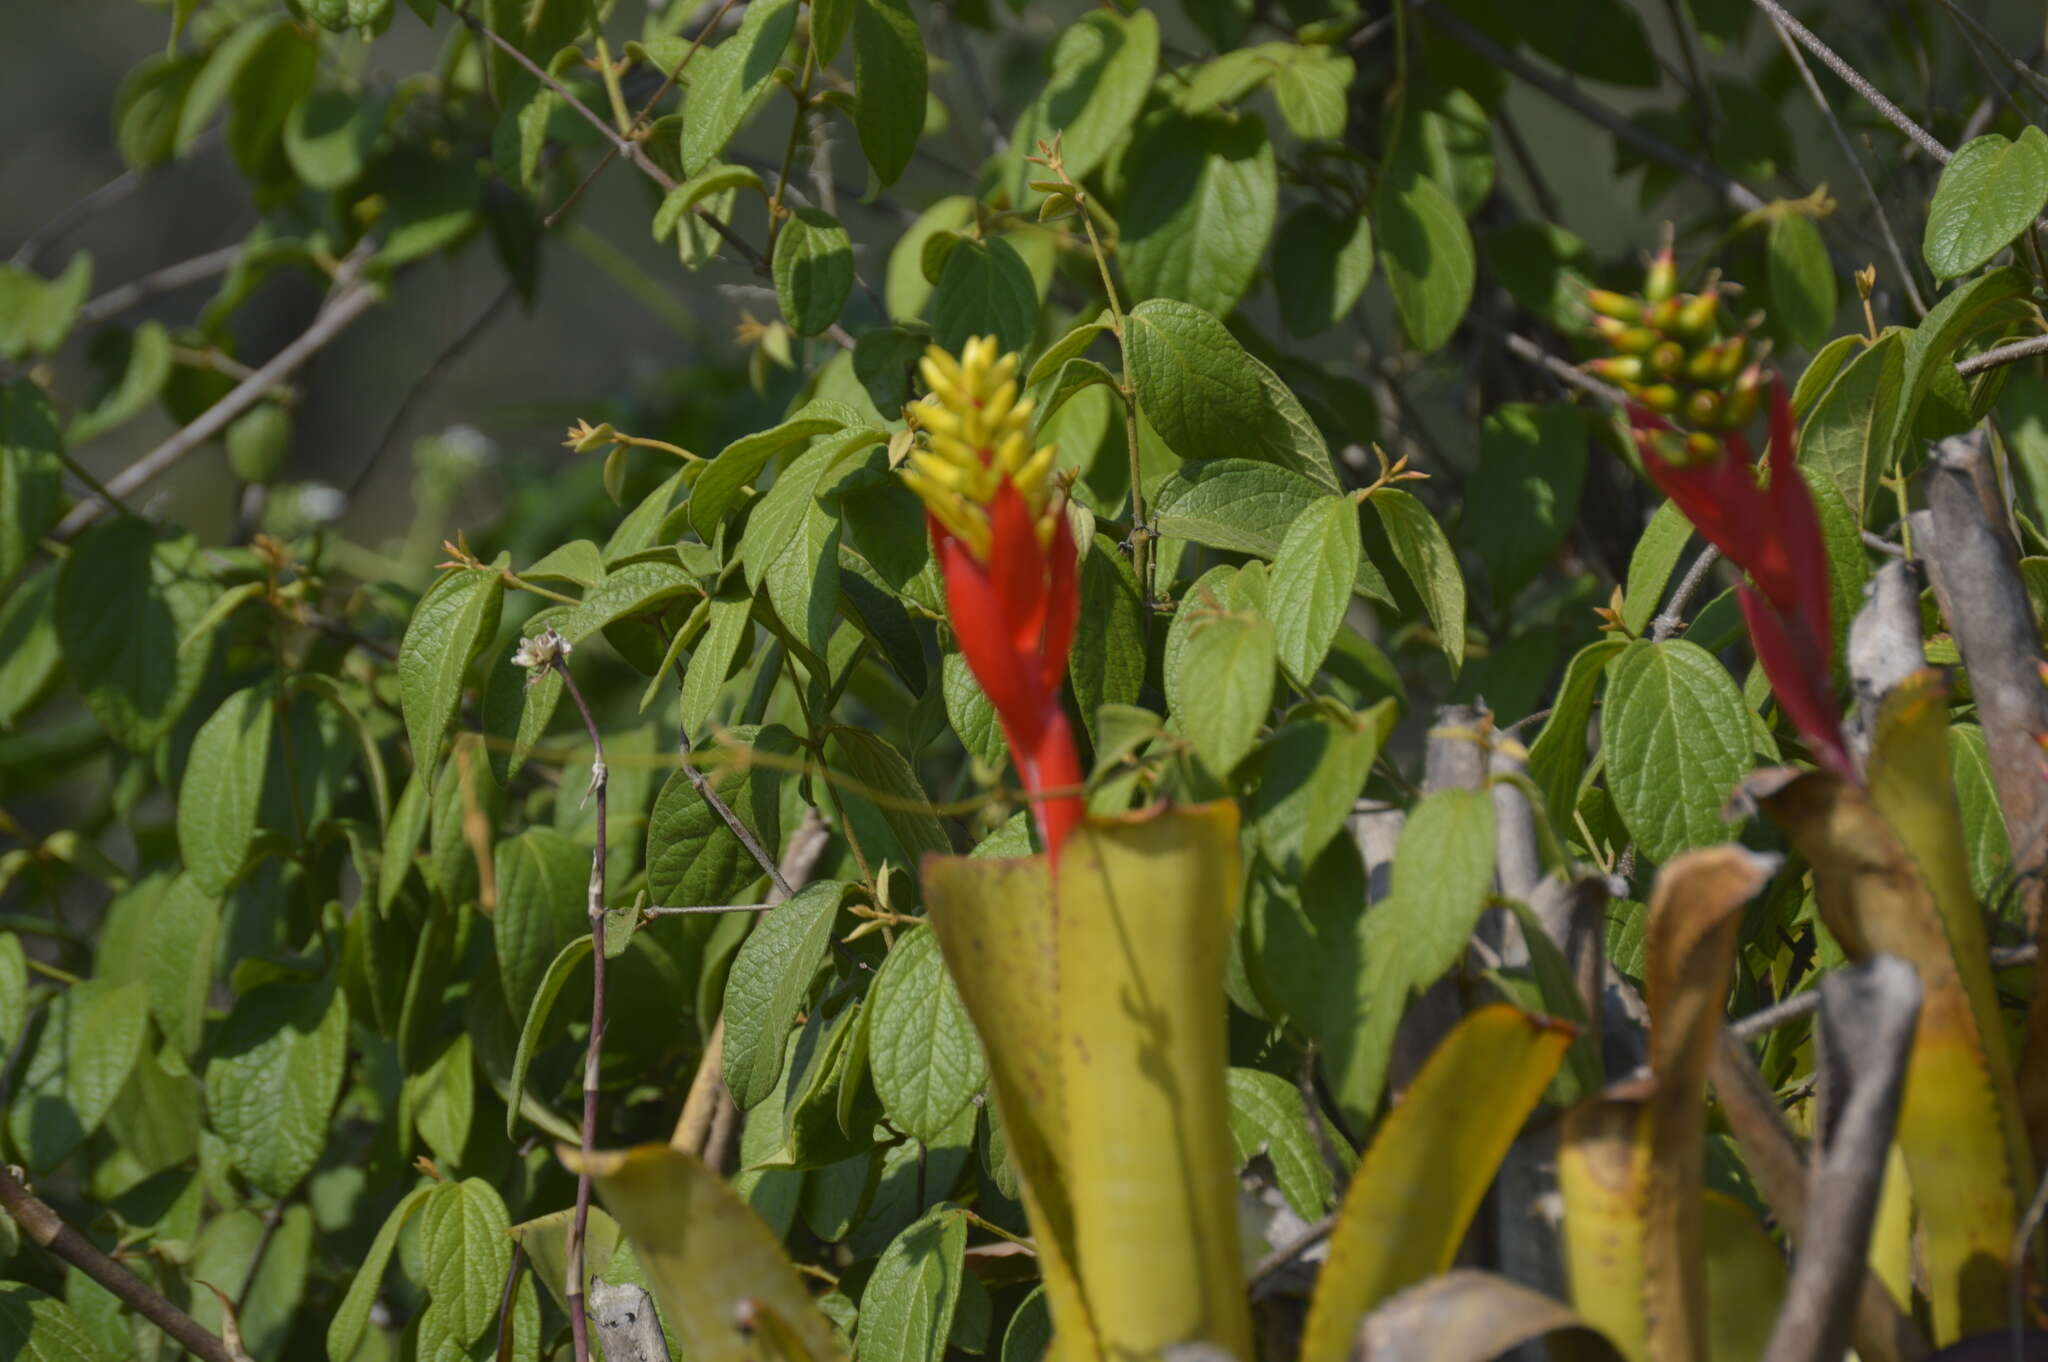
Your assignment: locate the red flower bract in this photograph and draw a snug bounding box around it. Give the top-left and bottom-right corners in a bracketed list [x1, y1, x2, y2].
[1631, 375, 1853, 777]
[930, 478, 1084, 860]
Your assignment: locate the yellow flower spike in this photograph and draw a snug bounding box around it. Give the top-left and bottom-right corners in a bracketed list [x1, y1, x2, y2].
[900, 336, 1066, 563]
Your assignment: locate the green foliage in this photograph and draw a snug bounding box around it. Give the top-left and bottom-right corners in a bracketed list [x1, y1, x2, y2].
[5, 2, 2048, 1360]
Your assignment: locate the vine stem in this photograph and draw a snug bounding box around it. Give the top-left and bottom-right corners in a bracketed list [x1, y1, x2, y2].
[551, 657, 608, 1362]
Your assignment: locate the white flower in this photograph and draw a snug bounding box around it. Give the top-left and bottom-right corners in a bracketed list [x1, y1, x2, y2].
[296, 482, 346, 524]
[511, 627, 572, 675]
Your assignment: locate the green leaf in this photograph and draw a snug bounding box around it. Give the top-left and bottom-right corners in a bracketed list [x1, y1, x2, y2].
[1520, 0, 1658, 87]
[1127, 299, 1339, 490]
[1798, 331, 1904, 516]
[0, 566, 60, 730]
[774, 207, 855, 337]
[1384, 80, 1494, 216]
[1767, 213, 1837, 350]
[1270, 494, 1361, 684]
[1950, 724, 2014, 907]
[1120, 111, 1276, 319]
[1374, 170, 1474, 353]
[681, 590, 754, 738]
[1370, 487, 1466, 672]
[723, 879, 847, 1109]
[506, 936, 592, 1139]
[483, 604, 570, 787]
[0, 937, 25, 1060]
[1465, 404, 1587, 602]
[852, 0, 927, 188]
[204, 976, 349, 1198]
[943, 651, 1007, 770]
[1248, 703, 1392, 878]
[1171, 600, 1276, 777]
[69, 322, 173, 446]
[285, 90, 375, 190]
[1623, 501, 1693, 635]
[928, 238, 1037, 357]
[1270, 44, 1353, 139]
[825, 726, 953, 867]
[413, 1032, 474, 1170]
[2, 381, 66, 590]
[1486, 221, 1595, 333]
[1068, 536, 1146, 742]
[857, 1208, 968, 1362]
[0, 255, 91, 362]
[114, 872, 220, 1061]
[690, 400, 862, 541]
[225, 22, 317, 176]
[175, 15, 285, 154]
[398, 566, 505, 774]
[1151, 460, 1388, 603]
[644, 727, 791, 907]
[1603, 639, 1754, 864]
[55, 519, 214, 752]
[178, 686, 274, 895]
[1319, 788, 1498, 1127]
[1273, 203, 1372, 338]
[329, 1185, 436, 1362]
[419, 1178, 514, 1346]
[868, 925, 987, 1143]
[1227, 1067, 1337, 1219]
[379, 768, 432, 914]
[654, 163, 766, 242]
[1526, 638, 1628, 835]
[1008, 9, 1159, 187]
[1923, 128, 2048, 279]
[887, 197, 976, 320]
[0, 1284, 111, 1362]
[494, 827, 590, 1019]
[680, 0, 800, 175]
[8, 978, 149, 1171]
[1899, 266, 2032, 443]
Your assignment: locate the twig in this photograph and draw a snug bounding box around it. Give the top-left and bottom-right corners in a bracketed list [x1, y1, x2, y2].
[1765, 14, 1928, 317]
[643, 902, 779, 915]
[457, 10, 766, 272]
[551, 656, 610, 1362]
[1860, 530, 1907, 558]
[54, 244, 382, 539]
[1421, 1, 1766, 213]
[1730, 943, 2039, 1043]
[342, 285, 515, 497]
[1250, 1214, 1335, 1286]
[676, 731, 793, 898]
[1482, 322, 1626, 406]
[0, 1166, 235, 1362]
[1652, 545, 1722, 641]
[11, 165, 147, 268]
[1934, 0, 2048, 110]
[74, 244, 245, 329]
[494, 1245, 527, 1362]
[1748, 0, 1949, 165]
[1958, 333, 2048, 378]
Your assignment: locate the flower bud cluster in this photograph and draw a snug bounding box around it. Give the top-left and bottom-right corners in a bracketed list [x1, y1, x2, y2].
[1582, 248, 1770, 466]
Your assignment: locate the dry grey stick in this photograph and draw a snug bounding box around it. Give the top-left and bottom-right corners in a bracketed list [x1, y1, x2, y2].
[1761, 956, 1922, 1362]
[75, 243, 246, 329]
[1709, 1030, 1931, 1362]
[1653, 545, 1722, 642]
[54, 245, 381, 539]
[589, 1278, 670, 1362]
[1749, 0, 1950, 164]
[1958, 333, 2048, 377]
[1921, 432, 2048, 928]
[1845, 559, 1927, 765]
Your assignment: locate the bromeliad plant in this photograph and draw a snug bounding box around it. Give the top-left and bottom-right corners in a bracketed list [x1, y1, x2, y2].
[14, 3, 2048, 1362]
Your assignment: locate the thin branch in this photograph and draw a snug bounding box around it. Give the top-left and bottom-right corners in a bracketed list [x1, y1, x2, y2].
[1653, 545, 1722, 641]
[676, 732, 794, 898]
[54, 245, 382, 539]
[1933, 0, 2048, 110]
[11, 166, 146, 268]
[457, 10, 767, 272]
[1731, 942, 2037, 1042]
[0, 1166, 235, 1362]
[552, 656, 610, 1362]
[74, 244, 245, 329]
[1481, 322, 1627, 406]
[643, 901, 779, 916]
[1748, 0, 1949, 164]
[1250, 1214, 1335, 1287]
[1421, 1, 1766, 214]
[1957, 332, 2048, 378]
[342, 285, 516, 498]
[1765, 14, 1927, 316]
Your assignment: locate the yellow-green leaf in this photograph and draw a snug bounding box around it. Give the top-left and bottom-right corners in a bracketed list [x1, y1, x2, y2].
[1300, 1004, 1574, 1362]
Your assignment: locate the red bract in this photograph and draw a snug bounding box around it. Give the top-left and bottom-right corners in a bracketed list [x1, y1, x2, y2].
[1631, 376, 1854, 777]
[930, 478, 1084, 860]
